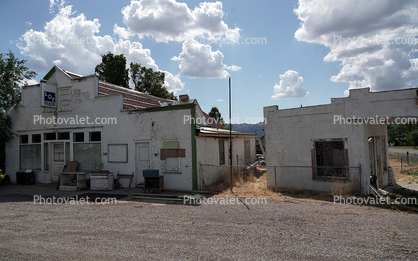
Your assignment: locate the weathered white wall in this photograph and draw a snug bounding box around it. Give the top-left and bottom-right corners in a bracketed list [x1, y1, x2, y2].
[196, 136, 256, 188]
[264, 87, 418, 195]
[6, 68, 194, 190]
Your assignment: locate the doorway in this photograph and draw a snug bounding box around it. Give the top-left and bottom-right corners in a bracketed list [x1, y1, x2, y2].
[49, 142, 70, 182]
[135, 142, 150, 185]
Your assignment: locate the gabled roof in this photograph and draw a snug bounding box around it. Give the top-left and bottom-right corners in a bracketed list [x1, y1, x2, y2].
[53, 66, 175, 110]
[62, 69, 82, 79]
[98, 81, 175, 109]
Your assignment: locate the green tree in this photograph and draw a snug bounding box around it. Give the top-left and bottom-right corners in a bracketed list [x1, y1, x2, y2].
[95, 52, 129, 88]
[388, 123, 418, 146]
[407, 130, 418, 148]
[209, 106, 228, 129]
[0, 50, 37, 169]
[130, 62, 177, 100]
[387, 124, 397, 145]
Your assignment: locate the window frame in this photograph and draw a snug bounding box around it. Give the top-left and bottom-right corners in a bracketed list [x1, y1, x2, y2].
[312, 139, 349, 180]
[162, 140, 181, 174]
[19, 144, 42, 170]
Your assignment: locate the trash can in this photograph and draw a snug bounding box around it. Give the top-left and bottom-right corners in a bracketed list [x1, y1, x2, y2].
[16, 170, 35, 185]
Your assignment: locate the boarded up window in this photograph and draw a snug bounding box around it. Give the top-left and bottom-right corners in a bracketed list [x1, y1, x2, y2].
[74, 143, 101, 171]
[314, 140, 347, 178]
[162, 141, 182, 173]
[20, 145, 41, 169]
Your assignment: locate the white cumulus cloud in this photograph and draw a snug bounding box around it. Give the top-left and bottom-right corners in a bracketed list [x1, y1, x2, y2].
[113, 24, 132, 39]
[226, 65, 241, 72]
[272, 70, 309, 99]
[121, 0, 240, 43]
[17, 4, 184, 92]
[172, 39, 229, 78]
[163, 71, 184, 93]
[49, 0, 66, 14]
[294, 0, 418, 92]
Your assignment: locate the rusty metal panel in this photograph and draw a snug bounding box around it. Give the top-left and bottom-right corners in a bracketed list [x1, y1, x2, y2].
[160, 149, 186, 160]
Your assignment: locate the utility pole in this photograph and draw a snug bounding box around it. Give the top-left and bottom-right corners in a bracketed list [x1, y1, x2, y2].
[229, 77, 232, 190]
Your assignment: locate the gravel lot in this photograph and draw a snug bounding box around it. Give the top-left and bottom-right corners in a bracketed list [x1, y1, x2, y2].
[1, 185, 418, 260]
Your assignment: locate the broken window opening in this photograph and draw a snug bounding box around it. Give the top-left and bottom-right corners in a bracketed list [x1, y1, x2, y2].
[314, 140, 348, 179]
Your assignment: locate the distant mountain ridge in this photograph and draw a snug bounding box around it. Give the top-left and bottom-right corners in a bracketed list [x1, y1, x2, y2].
[226, 122, 264, 136]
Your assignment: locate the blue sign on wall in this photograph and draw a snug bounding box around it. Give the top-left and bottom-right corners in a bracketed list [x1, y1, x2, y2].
[44, 91, 56, 107]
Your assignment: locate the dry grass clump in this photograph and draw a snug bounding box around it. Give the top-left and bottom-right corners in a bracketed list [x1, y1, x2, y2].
[204, 167, 263, 195]
[331, 180, 358, 196]
[390, 158, 418, 184]
[205, 168, 336, 204]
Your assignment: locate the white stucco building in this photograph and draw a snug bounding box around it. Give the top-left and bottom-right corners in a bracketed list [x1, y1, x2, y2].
[264, 88, 418, 195]
[6, 66, 256, 190]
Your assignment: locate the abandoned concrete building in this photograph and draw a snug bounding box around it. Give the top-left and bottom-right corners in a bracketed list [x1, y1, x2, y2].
[264, 87, 418, 195]
[5, 66, 256, 190]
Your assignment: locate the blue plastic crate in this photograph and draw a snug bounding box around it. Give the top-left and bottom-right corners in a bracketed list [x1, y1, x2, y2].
[143, 169, 159, 177]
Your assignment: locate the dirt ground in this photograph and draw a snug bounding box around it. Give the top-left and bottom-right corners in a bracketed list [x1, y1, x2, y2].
[1, 183, 418, 260]
[390, 158, 418, 184]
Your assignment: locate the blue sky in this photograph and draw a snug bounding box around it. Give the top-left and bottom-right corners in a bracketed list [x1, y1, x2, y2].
[1, 0, 417, 123]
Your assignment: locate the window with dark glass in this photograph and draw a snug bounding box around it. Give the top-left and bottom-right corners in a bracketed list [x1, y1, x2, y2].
[57, 132, 70, 140]
[89, 131, 101, 142]
[74, 132, 84, 142]
[44, 133, 56, 140]
[32, 134, 41, 143]
[20, 135, 29, 144]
